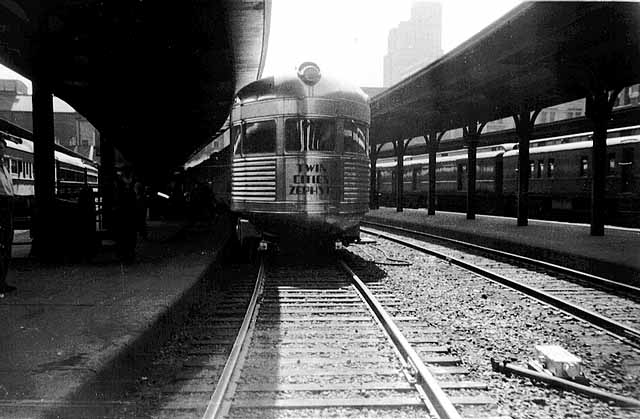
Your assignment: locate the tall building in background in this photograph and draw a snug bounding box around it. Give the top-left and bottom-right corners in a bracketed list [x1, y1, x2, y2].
[383, 1, 443, 87]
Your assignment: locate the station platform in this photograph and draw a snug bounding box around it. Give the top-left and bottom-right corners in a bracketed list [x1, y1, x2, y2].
[0, 215, 234, 418]
[364, 208, 640, 284]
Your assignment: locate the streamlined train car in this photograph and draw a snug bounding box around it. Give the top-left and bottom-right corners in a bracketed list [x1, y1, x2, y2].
[229, 62, 370, 248]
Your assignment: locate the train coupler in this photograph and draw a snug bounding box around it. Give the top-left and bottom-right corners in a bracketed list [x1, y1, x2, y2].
[334, 240, 343, 250]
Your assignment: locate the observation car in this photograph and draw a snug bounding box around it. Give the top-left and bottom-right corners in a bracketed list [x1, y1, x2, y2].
[376, 125, 640, 227]
[229, 62, 370, 248]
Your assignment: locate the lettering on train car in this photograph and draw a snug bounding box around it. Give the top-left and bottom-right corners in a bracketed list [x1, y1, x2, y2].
[289, 162, 332, 196]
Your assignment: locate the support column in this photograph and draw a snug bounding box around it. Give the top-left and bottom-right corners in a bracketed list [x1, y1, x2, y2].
[424, 130, 445, 215]
[513, 109, 541, 227]
[462, 122, 486, 220]
[369, 152, 377, 210]
[585, 88, 621, 236]
[369, 144, 384, 210]
[393, 140, 405, 212]
[31, 76, 56, 259]
[99, 134, 115, 231]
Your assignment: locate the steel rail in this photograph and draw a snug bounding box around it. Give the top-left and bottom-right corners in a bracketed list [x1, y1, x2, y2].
[202, 257, 266, 419]
[361, 220, 640, 296]
[339, 259, 463, 419]
[360, 227, 640, 347]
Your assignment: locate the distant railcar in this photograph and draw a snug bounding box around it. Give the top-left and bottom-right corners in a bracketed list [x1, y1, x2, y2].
[224, 62, 370, 248]
[376, 125, 640, 227]
[502, 130, 640, 225]
[3, 136, 99, 228]
[377, 144, 513, 214]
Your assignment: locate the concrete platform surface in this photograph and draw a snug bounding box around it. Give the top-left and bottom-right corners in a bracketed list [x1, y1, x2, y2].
[365, 208, 640, 283]
[0, 216, 232, 418]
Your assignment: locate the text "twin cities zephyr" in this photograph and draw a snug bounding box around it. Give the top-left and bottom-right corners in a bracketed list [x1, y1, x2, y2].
[290, 163, 331, 195]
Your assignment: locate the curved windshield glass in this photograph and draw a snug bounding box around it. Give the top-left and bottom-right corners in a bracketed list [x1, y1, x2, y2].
[235, 120, 276, 155]
[232, 125, 241, 155]
[344, 121, 368, 154]
[285, 118, 335, 152]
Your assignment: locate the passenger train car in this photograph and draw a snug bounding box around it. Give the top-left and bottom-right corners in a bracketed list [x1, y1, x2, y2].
[230, 62, 370, 248]
[3, 134, 99, 228]
[195, 63, 371, 249]
[4, 136, 99, 196]
[377, 126, 640, 227]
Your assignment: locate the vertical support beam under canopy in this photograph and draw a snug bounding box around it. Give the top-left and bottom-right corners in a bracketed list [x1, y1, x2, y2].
[31, 20, 56, 260]
[463, 122, 486, 220]
[424, 130, 445, 216]
[369, 144, 384, 210]
[99, 134, 115, 230]
[512, 108, 541, 227]
[585, 87, 622, 236]
[393, 139, 405, 212]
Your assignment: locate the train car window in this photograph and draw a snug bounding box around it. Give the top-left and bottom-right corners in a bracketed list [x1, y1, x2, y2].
[412, 169, 418, 191]
[10, 159, 17, 175]
[344, 121, 367, 154]
[232, 125, 242, 155]
[537, 160, 544, 178]
[285, 119, 302, 151]
[286, 119, 336, 152]
[547, 159, 555, 177]
[303, 119, 335, 151]
[608, 153, 616, 174]
[580, 156, 589, 177]
[243, 120, 276, 154]
[529, 160, 535, 177]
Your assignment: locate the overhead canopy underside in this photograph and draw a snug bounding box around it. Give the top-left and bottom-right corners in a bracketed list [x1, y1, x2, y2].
[0, 0, 270, 176]
[370, 1, 640, 145]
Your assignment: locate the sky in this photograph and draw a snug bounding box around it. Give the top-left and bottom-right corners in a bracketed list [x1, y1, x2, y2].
[0, 0, 523, 96]
[263, 0, 523, 87]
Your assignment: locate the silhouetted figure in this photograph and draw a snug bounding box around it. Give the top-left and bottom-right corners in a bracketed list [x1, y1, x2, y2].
[134, 180, 147, 239]
[78, 186, 97, 260]
[113, 166, 137, 263]
[0, 139, 15, 293]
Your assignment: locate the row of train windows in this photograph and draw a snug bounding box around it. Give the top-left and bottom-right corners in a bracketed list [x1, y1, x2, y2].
[232, 119, 368, 155]
[3, 157, 33, 179]
[530, 149, 633, 178]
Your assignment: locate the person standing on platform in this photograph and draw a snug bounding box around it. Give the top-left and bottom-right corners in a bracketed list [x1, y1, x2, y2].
[134, 180, 148, 240]
[0, 138, 16, 293]
[113, 165, 137, 263]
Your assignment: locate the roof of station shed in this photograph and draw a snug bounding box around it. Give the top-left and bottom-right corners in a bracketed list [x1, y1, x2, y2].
[0, 0, 271, 176]
[370, 1, 640, 145]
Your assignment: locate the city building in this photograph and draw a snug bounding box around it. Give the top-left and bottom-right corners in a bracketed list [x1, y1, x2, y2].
[0, 79, 100, 161]
[383, 2, 443, 87]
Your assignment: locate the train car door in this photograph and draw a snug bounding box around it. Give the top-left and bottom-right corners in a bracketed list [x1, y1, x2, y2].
[621, 147, 634, 193]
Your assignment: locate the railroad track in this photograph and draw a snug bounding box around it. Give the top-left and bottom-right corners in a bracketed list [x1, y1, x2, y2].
[360, 222, 640, 348]
[141, 265, 258, 418]
[204, 256, 505, 419]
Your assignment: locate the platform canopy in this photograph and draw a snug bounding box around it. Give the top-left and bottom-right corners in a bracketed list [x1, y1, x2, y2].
[0, 0, 271, 175]
[370, 1, 640, 145]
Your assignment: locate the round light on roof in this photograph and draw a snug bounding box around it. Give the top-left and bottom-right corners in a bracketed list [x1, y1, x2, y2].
[297, 62, 321, 86]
